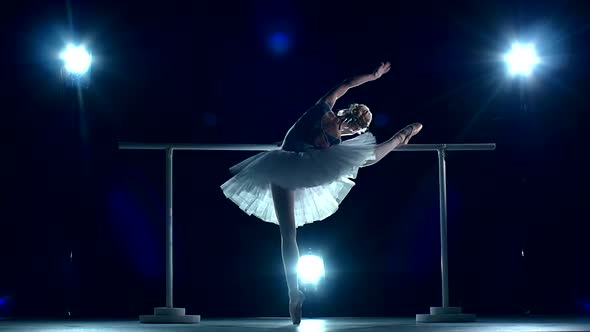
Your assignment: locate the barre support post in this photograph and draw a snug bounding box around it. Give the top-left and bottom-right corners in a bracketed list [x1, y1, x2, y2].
[139, 148, 201, 324]
[416, 145, 477, 323]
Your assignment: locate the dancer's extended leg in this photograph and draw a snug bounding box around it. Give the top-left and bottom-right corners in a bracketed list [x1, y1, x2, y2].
[271, 183, 305, 324]
[363, 123, 423, 167]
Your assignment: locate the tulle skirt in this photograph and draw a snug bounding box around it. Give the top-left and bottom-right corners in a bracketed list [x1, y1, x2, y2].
[220, 132, 377, 227]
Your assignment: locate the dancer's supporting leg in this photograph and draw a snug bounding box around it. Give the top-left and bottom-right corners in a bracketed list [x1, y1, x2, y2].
[271, 183, 305, 324]
[362, 123, 423, 167]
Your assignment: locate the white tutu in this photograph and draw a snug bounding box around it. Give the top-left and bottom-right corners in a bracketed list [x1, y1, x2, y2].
[220, 132, 377, 227]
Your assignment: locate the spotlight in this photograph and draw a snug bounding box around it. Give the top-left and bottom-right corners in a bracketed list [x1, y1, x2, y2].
[268, 31, 291, 55]
[297, 255, 325, 285]
[504, 42, 540, 77]
[60, 44, 92, 74]
[60, 44, 92, 88]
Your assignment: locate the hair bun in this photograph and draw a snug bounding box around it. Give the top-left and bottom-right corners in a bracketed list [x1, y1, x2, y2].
[341, 103, 372, 132]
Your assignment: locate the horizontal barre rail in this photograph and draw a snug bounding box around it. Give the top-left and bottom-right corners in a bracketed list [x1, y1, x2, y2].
[119, 143, 280, 151]
[118, 142, 496, 151]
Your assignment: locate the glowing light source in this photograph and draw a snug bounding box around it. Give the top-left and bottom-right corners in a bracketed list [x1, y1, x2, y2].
[268, 31, 291, 55]
[60, 44, 92, 75]
[297, 255, 325, 285]
[59, 43, 92, 88]
[504, 42, 540, 77]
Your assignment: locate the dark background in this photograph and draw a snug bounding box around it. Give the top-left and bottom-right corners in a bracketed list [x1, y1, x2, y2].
[1, 0, 589, 319]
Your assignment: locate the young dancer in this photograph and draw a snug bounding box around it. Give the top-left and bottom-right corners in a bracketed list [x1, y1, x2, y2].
[221, 61, 422, 324]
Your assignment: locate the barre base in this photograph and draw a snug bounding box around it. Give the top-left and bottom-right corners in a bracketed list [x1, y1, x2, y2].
[139, 307, 200, 324]
[416, 307, 476, 323]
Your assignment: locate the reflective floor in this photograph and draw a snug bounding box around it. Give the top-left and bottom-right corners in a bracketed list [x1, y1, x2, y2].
[1, 317, 590, 332]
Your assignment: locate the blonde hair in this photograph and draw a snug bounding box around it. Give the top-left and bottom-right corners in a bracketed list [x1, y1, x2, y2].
[336, 103, 372, 133]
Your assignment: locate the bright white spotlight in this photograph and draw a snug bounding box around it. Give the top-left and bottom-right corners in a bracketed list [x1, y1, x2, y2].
[504, 42, 540, 77]
[60, 44, 92, 75]
[297, 255, 325, 285]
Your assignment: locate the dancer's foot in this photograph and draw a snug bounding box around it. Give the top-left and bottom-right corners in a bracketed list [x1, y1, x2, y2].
[400, 122, 423, 144]
[289, 290, 305, 324]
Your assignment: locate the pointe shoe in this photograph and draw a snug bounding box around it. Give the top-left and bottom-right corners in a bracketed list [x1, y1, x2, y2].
[289, 290, 305, 324]
[401, 122, 423, 144]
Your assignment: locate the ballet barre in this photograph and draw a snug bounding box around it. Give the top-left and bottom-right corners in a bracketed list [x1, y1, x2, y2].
[118, 142, 496, 323]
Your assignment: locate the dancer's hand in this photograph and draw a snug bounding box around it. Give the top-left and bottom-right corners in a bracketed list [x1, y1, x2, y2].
[317, 61, 391, 107]
[372, 62, 391, 79]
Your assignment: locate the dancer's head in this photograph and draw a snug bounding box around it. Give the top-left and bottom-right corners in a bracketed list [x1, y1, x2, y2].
[337, 103, 372, 134]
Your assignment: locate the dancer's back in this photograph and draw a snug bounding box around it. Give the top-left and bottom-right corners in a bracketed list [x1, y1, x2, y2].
[281, 101, 341, 152]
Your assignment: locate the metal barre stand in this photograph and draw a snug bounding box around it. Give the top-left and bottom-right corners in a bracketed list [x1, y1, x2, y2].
[118, 142, 496, 323]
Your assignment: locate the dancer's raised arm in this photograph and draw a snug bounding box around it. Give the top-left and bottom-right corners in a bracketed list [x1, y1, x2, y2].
[316, 62, 391, 108]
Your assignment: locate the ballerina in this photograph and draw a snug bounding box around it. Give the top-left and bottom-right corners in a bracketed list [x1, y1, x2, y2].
[220, 61, 422, 324]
